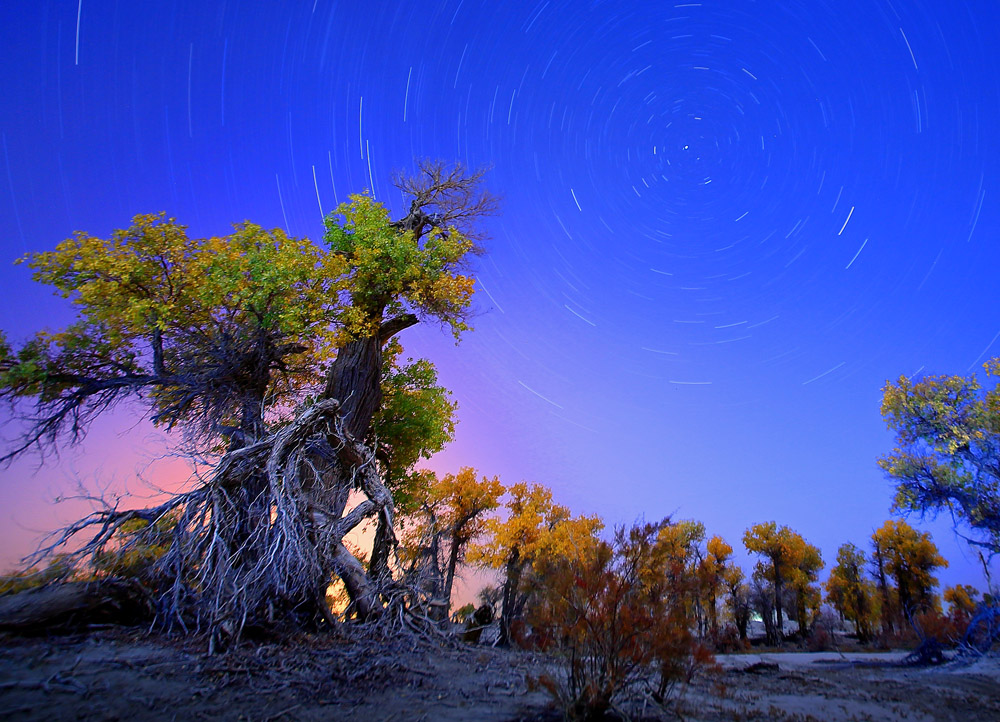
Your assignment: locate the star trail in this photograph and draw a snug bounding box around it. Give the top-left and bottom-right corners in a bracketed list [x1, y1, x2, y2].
[1, 0, 998, 587]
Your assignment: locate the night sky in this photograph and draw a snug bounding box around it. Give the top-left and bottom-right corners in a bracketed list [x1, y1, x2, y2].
[1, 0, 998, 591]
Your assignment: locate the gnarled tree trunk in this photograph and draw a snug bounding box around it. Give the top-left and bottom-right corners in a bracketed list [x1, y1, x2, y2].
[323, 335, 383, 440]
[316, 315, 418, 619]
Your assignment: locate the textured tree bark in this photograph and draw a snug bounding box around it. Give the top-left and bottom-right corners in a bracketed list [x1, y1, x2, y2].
[795, 593, 808, 636]
[316, 335, 387, 619]
[735, 607, 749, 640]
[498, 551, 522, 645]
[319, 314, 418, 620]
[773, 571, 784, 642]
[442, 534, 462, 620]
[426, 521, 444, 601]
[320, 315, 418, 439]
[322, 335, 384, 440]
[332, 544, 382, 620]
[367, 511, 393, 584]
[853, 587, 871, 643]
[873, 547, 895, 635]
[898, 574, 914, 625]
[752, 578, 778, 645]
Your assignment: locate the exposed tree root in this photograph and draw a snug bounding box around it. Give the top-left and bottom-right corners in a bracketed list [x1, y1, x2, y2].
[3, 399, 400, 646]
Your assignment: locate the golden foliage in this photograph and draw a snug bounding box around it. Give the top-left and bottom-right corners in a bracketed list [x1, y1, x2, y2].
[825, 542, 880, 642]
[878, 359, 1000, 552]
[872, 519, 947, 616]
[323, 195, 476, 341]
[469, 481, 602, 571]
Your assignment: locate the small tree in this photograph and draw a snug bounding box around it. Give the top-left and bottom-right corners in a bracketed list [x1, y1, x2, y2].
[701, 535, 734, 639]
[872, 519, 947, 631]
[469, 482, 601, 644]
[825, 542, 879, 643]
[871, 533, 897, 636]
[401, 468, 503, 619]
[943, 584, 981, 638]
[722, 563, 751, 642]
[944, 584, 980, 618]
[743, 522, 795, 642]
[749, 571, 778, 644]
[786, 538, 824, 637]
[743, 523, 823, 642]
[657, 520, 706, 637]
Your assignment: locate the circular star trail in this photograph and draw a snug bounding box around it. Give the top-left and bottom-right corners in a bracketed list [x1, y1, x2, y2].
[1, 0, 998, 586]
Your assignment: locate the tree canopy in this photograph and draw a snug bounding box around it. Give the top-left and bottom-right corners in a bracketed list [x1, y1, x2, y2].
[825, 542, 879, 642]
[1, 216, 343, 454]
[470, 481, 603, 643]
[1, 168, 488, 462]
[879, 359, 1000, 555]
[371, 340, 458, 514]
[743, 522, 823, 642]
[399, 467, 503, 619]
[872, 519, 947, 619]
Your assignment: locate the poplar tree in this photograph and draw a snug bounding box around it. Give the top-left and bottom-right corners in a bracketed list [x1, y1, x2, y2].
[0, 162, 496, 642]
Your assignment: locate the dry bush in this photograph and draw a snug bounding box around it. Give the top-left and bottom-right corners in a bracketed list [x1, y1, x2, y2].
[0, 555, 78, 595]
[806, 609, 842, 651]
[714, 624, 751, 653]
[807, 623, 833, 651]
[912, 608, 964, 647]
[526, 521, 716, 721]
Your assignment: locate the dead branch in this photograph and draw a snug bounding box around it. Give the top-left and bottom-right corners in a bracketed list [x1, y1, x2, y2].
[0, 579, 153, 632]
[392, 160, 499, 244]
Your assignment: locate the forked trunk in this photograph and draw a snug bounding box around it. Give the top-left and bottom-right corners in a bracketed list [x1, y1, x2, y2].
[332, 544, 383, 620]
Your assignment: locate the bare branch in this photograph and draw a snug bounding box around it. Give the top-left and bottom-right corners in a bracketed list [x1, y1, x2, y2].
[392, 160, 499, 244]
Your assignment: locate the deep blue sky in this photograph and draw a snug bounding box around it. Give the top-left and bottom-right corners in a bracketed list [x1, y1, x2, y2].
[1, 0, 998, 591]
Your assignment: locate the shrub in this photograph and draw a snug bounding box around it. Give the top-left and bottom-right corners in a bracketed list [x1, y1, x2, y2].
[452, 602, 475, 624]
[807, 609, 842, 651]
[0, 555, 77, 594]
[527, 520, 715, 720]
[911, 608, 963, 647]
[714, 624, 751, 653]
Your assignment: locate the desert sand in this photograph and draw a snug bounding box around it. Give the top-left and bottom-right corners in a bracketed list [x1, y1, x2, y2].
[1, 630, 997, 721]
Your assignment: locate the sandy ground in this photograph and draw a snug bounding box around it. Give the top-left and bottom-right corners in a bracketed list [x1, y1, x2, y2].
[699, 651, 1000, 721]
[0, 630, 997, 721]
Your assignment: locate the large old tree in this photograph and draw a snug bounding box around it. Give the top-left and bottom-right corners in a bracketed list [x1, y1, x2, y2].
[0, 162, 496, 643]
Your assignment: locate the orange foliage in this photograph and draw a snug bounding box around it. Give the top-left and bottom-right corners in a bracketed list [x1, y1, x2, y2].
[527, 520, 717, 720]
[872, 519, 947, 630]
